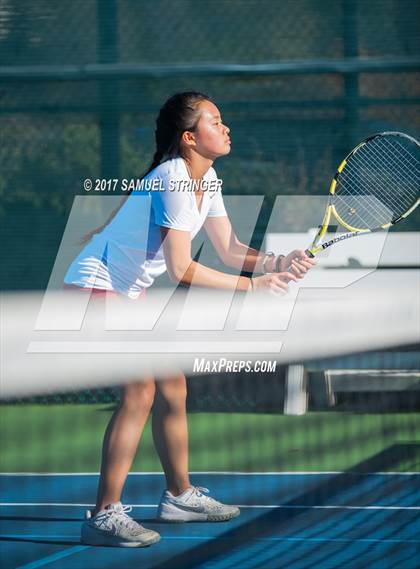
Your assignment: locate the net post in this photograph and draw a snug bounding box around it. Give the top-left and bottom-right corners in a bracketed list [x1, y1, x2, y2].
[310, 370, 336, 408]
[284, 364, 308, 416]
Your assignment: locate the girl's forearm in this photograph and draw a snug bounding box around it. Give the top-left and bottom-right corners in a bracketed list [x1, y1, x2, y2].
[177, 260, 251, 291]
[223, 243, 268, 273]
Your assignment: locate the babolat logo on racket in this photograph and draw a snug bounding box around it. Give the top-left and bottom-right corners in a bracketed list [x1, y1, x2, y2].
[321, 232, 363, 249]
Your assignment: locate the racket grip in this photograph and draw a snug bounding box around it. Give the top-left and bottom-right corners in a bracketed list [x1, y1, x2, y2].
[286, 249, 314, 272]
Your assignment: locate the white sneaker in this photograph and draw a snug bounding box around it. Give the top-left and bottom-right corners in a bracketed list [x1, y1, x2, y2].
[81, 502, 160, 547]
[157, 486, 240, 522]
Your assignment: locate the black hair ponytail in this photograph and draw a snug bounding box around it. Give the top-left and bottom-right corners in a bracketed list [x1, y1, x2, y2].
[80, 91, 210, 244]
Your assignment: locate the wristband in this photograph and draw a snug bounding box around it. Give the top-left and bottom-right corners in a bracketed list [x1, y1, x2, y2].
[262, 251, 276, 274]
[275, 254, 285, 272]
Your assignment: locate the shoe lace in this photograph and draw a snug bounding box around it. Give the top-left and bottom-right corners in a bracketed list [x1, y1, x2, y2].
[100, 504, 140, 533]
[190, 486, 221, 508]
[191, 486, 209, 497]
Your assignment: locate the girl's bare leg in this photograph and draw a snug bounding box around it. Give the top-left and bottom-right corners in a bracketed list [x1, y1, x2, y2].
[94, 379, 156, 513]
[152, 372, 191, 496]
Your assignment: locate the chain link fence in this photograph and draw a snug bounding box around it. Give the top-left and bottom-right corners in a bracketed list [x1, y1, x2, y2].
[1, 0, 419, 289]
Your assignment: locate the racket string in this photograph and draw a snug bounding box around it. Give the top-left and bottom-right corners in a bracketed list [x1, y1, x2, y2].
[336, 161, 401, 227]
[380, 136, 420, 173]
[337, 161, 411, 222]
[335, 171, 413, 229]
[370, 144, 420, 207]
[334, 193, 390, 229]
[334, 195, 389, 229]
[374, 137, 420, 193]
[350, 141, 418, 202]
[368, 138, 419, 194]
[335, 136, 419, 229]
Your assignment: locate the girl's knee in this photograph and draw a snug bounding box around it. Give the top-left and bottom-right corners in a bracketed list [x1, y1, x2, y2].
[155, 376, 187, 410]
[120, 380, 156, 412]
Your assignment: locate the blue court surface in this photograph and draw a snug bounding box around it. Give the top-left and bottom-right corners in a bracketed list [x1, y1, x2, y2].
[0, 472, 419, 568]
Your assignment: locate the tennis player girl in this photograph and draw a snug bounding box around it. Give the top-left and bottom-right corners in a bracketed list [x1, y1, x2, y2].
[64, 92, 316, 547]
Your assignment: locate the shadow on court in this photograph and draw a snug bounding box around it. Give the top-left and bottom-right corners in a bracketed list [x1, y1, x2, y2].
[149, 444, 420, 569]
[0, 446, 418, 568]
[0, 535, 81, 546]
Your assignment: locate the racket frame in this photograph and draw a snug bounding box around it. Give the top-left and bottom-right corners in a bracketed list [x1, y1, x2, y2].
[306, 131, 420, 257]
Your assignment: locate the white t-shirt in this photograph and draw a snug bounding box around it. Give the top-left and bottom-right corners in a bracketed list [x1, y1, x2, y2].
[64, 157, 227, 298]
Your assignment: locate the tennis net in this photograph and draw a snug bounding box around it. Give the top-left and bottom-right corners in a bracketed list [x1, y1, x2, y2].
[1, 271, 419, 568]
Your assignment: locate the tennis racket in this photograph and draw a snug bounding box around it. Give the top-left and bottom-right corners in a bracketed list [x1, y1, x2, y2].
[304, 131, 419, 258]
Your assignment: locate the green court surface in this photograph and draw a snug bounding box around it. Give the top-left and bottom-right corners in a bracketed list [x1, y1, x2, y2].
[1, 405, 419, 473]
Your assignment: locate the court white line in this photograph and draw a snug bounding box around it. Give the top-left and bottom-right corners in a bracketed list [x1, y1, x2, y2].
[1, 503, 419, 510]
[2, 534, 419, 545]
